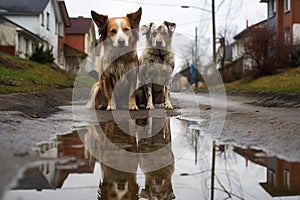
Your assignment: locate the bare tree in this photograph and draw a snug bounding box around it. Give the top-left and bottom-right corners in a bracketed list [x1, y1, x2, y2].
[242, 28, 277, 78]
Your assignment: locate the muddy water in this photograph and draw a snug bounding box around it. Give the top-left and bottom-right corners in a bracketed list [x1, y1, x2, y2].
[3, 116, 300, 200]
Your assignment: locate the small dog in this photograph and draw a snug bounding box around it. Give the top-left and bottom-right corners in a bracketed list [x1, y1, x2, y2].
[138, 21, 176, 110]
[86, 8, 142, 110]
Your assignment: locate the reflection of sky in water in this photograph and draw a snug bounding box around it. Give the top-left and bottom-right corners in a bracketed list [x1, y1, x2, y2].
[3, 117, 300, 200]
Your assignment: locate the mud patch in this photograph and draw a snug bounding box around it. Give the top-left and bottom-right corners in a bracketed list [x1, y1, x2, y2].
[226, 91, 300, 107]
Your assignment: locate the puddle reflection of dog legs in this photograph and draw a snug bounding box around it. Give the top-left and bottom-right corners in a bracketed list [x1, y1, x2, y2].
[137, 118, 176, 200]
[91, 120, 139, 200]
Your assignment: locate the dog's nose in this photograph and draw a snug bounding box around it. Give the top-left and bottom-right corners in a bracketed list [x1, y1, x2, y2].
[156, 39, 163, 46]
[117, 183, 126, 190]
[118, 38, 125, 46]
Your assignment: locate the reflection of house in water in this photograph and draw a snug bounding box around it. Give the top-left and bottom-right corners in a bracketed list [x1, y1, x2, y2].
[13, 131, 95, 191]
[233, 146, 300, 197]
[233, 147, 267, 167]
[260, 157, 300, 197]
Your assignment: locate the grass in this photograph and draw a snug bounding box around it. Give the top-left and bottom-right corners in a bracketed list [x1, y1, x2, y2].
[224, 67, 300, 93]
[0, 52, 75, 94]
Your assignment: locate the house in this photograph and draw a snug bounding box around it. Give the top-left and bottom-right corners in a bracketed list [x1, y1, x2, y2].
[0, 0, 63, 64]
[216, 37, 232, 70]
[260, 157, 300, 197]
[260, 0, 300, 51]
[14, 131, 95, 190]
[57, 0, 71, 70]
[0, 16, 48, 57]
[232, 20, 268, 72]
[65, 16, 96, 73]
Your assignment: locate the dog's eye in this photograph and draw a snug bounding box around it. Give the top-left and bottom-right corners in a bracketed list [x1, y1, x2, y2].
[110, 29, 117, 34]
[123, 28, 130, 32]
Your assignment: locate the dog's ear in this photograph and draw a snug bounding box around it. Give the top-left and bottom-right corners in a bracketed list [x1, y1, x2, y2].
[91, 11, 108, 39]
[127, 7, 142, 29]
[140, 22, 153, 35]
[164, 21, 176, 33]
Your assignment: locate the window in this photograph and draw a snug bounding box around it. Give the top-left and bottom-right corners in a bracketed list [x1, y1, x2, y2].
[41, 13, 44, 26]
[46, 12, 50, 30]
[285, 0, 290, 12]
[25, 39, 29, 55]
[284, 170, 290, 190]
[269, 0, 276, 17]
[17, 34, 22, 53]
[267, 169, 276, 186]
[284, 28, 291, 45]
[55, 19, 58, 35]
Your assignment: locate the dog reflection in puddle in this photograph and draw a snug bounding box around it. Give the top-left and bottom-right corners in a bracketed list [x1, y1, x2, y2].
[137, 118, 176, 200]
[96, 120, 139, 200]
[86, 118, 175, 200]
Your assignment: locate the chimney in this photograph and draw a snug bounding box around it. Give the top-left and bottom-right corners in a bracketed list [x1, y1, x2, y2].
[246, 19, 249, 29]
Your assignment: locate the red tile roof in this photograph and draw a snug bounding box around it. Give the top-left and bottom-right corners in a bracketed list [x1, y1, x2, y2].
[66, 17, 93, 34]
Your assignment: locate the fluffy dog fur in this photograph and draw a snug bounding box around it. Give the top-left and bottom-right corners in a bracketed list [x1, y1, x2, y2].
[86, 8, 142, 110]
[137, 21, 176, 110]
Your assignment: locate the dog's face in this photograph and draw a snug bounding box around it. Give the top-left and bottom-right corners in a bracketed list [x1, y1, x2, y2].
[99, 179, 139, 200]
[108, 181, 130, 200]
[141, 21, 176, 49]
[91, 8, 142, 48]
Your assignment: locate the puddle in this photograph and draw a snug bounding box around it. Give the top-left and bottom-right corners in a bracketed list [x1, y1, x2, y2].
[3, 116, 300, 200]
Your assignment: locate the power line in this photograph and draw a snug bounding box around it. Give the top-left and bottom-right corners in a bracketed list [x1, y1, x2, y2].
[110, 0, 210, 11]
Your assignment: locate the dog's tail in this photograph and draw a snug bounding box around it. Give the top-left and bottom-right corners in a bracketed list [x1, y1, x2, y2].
[86, 82, 101, 109]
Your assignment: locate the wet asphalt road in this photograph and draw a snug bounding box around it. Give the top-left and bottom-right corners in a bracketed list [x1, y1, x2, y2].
[0, 91, 300, 199]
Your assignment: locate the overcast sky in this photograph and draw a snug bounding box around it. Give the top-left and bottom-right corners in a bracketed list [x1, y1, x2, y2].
[64, 0, 267, 66]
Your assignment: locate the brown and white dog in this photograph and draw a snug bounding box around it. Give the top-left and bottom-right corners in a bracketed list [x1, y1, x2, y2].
[138, 21, 176, 110]
[86, 8, 142, 110]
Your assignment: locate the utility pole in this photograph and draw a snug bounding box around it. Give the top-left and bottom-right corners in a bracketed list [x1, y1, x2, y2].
[211, 140, 216, 200]
[195, 26, 198, 88]
[212, 0, 216, 63]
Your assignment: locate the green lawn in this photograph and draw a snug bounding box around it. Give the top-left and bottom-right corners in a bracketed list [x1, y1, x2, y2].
[0, 52, 75, 94]
[225, 67, 300, 93]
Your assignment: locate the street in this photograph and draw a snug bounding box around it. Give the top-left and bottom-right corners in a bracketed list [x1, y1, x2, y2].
[0, 91, 300, 199]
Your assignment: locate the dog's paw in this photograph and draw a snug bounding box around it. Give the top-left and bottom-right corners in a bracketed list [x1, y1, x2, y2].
[106, 105, 116, 111]
[146, 103, 154, 110]
[162, 102, 174, 110]
[129, 104, 139, 111]
[97, 104, 107, 110]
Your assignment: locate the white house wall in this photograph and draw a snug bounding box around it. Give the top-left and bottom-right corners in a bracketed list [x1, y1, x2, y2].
[38, 0, 59, 62]
[5, 15, 39, 34]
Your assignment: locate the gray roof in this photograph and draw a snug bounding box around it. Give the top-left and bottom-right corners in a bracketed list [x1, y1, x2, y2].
[0, 0, 50, 14]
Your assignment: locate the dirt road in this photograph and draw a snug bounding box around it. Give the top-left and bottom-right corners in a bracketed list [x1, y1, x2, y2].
[0, 89, 299, 199]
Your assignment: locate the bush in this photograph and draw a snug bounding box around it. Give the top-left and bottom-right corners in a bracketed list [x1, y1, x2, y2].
[30, 45, 54, 63]
[290, 45, 300, 68]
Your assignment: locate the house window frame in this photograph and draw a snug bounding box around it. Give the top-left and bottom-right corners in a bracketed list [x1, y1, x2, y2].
[55, 19, 58, 35]
[267, 169, 276, 186]
[284, 0, 290, 12]
[269, 0, 276, 17]
[17, 34, 22, 53]
[25, 38, 29, 56]
[46, 12, 50, 31]
[283, 170, 290, 190]
[41, 12, 44, 27]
